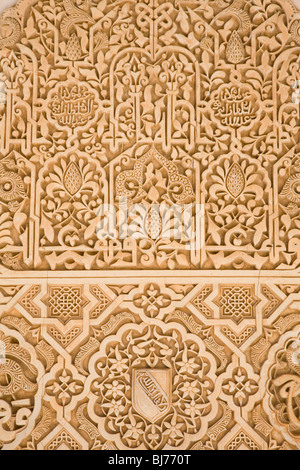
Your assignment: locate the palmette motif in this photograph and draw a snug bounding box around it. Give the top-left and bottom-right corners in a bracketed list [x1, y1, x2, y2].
[0, 0, 299, 451]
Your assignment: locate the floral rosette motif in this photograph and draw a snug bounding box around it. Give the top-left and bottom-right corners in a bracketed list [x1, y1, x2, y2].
[88, 323, 218, 450]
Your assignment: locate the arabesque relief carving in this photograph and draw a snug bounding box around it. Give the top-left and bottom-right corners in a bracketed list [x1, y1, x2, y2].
[0, 0, 300, 451]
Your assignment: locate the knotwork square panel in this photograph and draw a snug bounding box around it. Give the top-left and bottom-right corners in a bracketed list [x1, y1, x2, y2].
[0, 0, 299, 451]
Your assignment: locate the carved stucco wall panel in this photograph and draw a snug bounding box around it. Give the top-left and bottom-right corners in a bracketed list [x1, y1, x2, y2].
[0, 0, 299, 450]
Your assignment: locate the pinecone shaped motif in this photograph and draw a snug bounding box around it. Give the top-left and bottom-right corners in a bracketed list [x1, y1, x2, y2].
[146, 207, 162, 240]
[63, 161, 83, 196]
[66, 33, 82, 61]
[226, 30, 245, 64]
[226, 163, 245, 198]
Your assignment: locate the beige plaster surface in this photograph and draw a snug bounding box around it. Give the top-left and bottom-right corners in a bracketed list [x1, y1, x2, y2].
[0, 0, 299, 451]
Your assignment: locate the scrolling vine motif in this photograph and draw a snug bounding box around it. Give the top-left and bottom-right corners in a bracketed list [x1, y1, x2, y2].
[0, 0, 299, 453]
[0, 0, 298, 271]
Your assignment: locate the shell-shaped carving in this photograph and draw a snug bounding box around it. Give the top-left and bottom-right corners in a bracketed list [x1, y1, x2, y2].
[280, 174, 300, 203]
[226, 163, 245, 198]
[226, 30, 245, 64]
[200, 36, 213, 51]
[95, 32, 109, 49]
[63, 161, 83, 196]
[0, 17, 21, 48]
[286, 341, 300, 376]
[0, 174, 25, 201]
[290, 20, 300, 46]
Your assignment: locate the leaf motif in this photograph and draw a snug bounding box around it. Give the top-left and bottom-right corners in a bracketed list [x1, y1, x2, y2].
[41, 213, 55, 243]
[177, 8, 189, 35]
[13, 211, 27, 233]
[84, 217, 100, 241]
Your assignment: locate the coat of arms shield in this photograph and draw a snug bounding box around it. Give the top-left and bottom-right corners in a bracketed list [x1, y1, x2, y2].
[132, 369, 172, 422]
